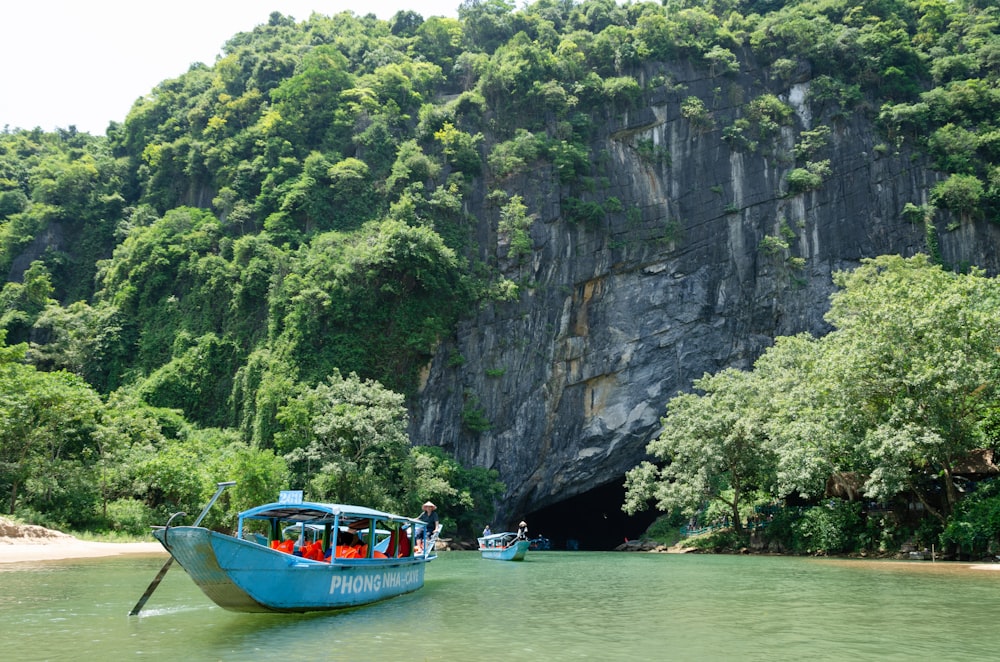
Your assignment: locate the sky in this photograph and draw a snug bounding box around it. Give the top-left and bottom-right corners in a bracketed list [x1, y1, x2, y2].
[1, 1, 461, 135]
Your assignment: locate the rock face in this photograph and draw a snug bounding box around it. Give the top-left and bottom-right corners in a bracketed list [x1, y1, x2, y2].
[410, 59, 1000, 524]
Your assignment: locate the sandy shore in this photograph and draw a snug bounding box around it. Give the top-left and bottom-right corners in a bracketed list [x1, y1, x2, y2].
[0, 539, 166, 564]
[0, 516, 165, 564]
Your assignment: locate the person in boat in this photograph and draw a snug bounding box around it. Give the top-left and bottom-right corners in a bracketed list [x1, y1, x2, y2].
[516, 520, 528, 540]
[417, 501, 440, 536]
[334, 528, 361, 558]
[482, 524, 492, 537]
[354, 521, 373, 552]
[412, 501, 439, 554]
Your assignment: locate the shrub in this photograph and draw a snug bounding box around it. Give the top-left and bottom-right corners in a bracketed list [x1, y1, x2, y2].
[643, 513, 686, 545]
[603, 76, 641, 106]
[488, 130, 543, 178]
[681, 96, 713, 131]
[786, 168, 823, 194]
[931, 173, 984, 215]
[498, 195, 533, 260]
[562, 197, 605, 227]
[105, 498, 154, 535]
[746, 94, 793, 140]
[794, 500, 863, 554]
[940, 479, 1000, 559]
[548, 140, 590, 184]
[461, 391, 491, 432]
[759, 235, 789, 255]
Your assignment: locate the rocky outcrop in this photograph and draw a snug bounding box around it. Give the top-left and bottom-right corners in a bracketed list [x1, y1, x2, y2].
[615, 539, 671, 553]
[410, 58, 1000, 523]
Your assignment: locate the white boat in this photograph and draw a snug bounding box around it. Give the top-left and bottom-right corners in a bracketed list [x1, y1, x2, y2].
[477, 532, 530, 561]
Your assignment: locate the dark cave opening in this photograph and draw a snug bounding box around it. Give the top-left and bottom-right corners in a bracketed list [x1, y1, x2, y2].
[522, 479, 659, 551]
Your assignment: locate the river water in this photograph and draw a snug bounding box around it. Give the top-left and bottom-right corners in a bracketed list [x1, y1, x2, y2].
[1, 550, 998, 661]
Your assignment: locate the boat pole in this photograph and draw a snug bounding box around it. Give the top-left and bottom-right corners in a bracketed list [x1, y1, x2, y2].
[128, 481, 236, 616]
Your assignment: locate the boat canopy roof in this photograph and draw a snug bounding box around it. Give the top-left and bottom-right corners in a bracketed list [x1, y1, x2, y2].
[479, 532, 518, 542]
[239, 502, 421, 526]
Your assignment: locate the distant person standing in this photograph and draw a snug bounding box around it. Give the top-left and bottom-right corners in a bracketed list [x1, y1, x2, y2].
[482, 524, 492, 537]
[517, 520, 528, 540]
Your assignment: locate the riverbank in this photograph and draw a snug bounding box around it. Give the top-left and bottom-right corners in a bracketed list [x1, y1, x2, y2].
[615, 536, 1000, 570]
[0, 517, 164, 564]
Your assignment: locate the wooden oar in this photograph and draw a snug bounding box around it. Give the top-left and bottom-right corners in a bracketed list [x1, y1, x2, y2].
[128, 481, 236, 616]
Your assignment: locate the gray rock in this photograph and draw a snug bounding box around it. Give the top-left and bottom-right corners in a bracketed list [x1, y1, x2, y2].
[410, 60, 1000, 523]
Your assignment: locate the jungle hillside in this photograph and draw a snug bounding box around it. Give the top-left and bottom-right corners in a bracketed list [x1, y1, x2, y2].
[2, 0, 1000, 554]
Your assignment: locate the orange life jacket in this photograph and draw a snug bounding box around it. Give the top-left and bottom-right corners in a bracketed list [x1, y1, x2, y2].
[335, 545, 358, 558]
[301, 541, 324, 561]
[271, 539, 295, 554]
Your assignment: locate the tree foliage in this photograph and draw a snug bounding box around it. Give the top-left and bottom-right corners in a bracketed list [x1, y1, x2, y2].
[624, 368, 777, 534]
[627, 255, 1000, 554]
[2, 1, 1000, 537]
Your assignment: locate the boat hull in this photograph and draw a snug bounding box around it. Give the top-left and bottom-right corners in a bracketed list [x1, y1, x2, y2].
[153, 527, 429, 613]
[479, 540, 530, 561]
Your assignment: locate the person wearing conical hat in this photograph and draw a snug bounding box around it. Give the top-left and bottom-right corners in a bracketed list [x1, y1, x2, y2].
[417, 501, 440, 537]
[517, 520, 528, 540]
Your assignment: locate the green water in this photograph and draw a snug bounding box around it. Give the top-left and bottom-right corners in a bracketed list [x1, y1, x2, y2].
[1, 551, 998, 660]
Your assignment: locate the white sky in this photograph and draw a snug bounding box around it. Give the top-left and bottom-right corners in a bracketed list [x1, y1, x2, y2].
[1, 1, 461, 135]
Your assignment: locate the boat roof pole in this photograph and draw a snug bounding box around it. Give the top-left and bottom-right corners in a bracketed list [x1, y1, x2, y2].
[129, 480, 236, 616]
[194, 481, 236, 526]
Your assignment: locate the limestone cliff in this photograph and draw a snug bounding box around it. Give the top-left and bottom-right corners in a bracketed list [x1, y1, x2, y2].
[409, 59, 1000, 524]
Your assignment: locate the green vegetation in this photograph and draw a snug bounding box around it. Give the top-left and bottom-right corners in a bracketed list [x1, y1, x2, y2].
[626, 256, 1000, 558]
[785, 160, 830, 195]
[497, 193, 534, 260]
[2, 1, 1000, 541]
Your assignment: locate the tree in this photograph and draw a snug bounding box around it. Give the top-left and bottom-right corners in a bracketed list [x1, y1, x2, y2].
[410, 445, 505, 535]
[325, 157, 378, 230]
[413, 17, 465, 73]
[0, 336, 104, 522]
[931, 173, 984, 218]
[134, 333, 242, 428]
[624, 368, 777, 535]
[390, 9, 424, 37]
[386, 140, 441, 192]
[277, 370, 414, 513]
[497, 193, 533, 261]
[459, 0, 516, 54]
[269, 45, 353, 149]
[753, 333, 844, 501]
[209, 441, 289, 529]
[433, 122, 483, 175]
[91, 391, 170, 525]
[268, 218, 469, 393]
[822, 254, 1000, 522]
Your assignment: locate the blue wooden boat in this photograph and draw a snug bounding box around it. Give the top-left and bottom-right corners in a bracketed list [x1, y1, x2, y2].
[151, 490, 438, 613]
[478, 532, 530, 561]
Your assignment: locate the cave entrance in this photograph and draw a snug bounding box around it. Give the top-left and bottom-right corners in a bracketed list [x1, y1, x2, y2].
[524, 478, 659, 551]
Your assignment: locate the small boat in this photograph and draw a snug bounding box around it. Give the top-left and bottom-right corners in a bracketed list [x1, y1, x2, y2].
[478, 532, 530, 561]
[529, 536, 551, 551]
[150, 489, 438, 613]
